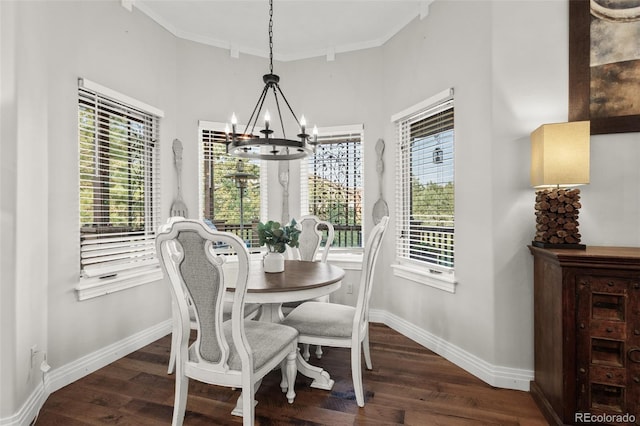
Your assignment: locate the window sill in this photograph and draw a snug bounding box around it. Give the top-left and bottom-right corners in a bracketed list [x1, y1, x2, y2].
[76, 264, 163, 301]
[391, 262, 457, 293]
[326, 250, 363, 270]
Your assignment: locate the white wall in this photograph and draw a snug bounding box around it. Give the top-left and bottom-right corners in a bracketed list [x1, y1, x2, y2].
[375, 0, 639, 378]
[2, 0, 52, 417]
[380, 0, 498, 364]
[45, 0, 177, 366]
[490, 0, 571, 369]
[3, 0, 640, 421]
[1, 0, 178, 419]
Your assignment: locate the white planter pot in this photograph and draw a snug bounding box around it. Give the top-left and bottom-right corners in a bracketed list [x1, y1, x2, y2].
[263, 251, 285, 273]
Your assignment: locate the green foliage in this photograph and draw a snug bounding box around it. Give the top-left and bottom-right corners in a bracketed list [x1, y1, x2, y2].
[202, 146, 260, 224]
[257, 219, 300, 253]
[411, 179, 454, 219]
[79, 108, 148, 229]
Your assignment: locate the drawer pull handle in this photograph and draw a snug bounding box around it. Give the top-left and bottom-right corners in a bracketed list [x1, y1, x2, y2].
[633, 282, 640, 289]
[607, 281, 615, 287]
[606, 327, 613, 333]
[629, 348, 640, 364]
[606, 372, 613, 379]
[634, 376, 640, 384]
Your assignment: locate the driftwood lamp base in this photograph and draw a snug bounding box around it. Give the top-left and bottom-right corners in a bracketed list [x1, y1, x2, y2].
[532, 187, 586, 250]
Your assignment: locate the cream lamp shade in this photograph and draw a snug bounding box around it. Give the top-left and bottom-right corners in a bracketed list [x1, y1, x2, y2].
[530, 121, 590, 188]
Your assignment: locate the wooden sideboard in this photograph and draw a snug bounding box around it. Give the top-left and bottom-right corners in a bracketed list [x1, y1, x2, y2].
[529, 246, 640, 425]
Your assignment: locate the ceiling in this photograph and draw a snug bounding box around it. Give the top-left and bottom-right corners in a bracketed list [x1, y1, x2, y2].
[130, 0, 432, 62]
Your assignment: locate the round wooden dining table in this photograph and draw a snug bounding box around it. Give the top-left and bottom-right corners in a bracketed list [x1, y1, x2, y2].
[224, 258, 345, 391]
[225, 259, 344, 320]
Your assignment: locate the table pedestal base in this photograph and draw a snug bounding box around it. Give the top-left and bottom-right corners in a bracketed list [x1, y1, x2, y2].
[256, 303, 285, 323]
[296, 351, 334, 390]
[231, 350, 334, 417]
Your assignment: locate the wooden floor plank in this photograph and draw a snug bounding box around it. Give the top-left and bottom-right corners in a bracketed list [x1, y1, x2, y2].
[35, 323, 546, 425]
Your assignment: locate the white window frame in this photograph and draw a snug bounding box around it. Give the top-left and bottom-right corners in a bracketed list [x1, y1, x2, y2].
[197, 121, 268, 241]
[301, 124, 364, 257]
[76, 78, 164, 300]
[391, 88, 457, 293]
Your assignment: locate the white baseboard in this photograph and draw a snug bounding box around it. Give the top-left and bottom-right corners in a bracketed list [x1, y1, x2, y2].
[44, 319, 172, 395]
[0, 382, 46, 426]
[369, 309, 533, 392]
[0, 319, 172, 426]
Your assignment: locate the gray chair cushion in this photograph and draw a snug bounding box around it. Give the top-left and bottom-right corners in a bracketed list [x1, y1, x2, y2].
[205, 320, 298, 371]
[177, 231, 223, 362]
[281, 301, 354, 338]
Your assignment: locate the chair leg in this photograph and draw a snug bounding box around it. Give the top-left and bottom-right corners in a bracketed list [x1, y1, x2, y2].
[363, 330, 373, 370]
[302, 343, 311, 361]
[315, 345, 323, 359]
[242, 378, 255, 426]
[167, 331, 177, 374]
[280, 359, 288, 393]
[351, 344, 365, 407]
[168, 302, 179, 374]
[285, 350, 297, 403]
[172, 367, 188, 425]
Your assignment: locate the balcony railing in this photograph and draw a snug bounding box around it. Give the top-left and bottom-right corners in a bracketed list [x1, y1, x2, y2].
[208, 220, 363, 250]
[408, 218, 454, 268]
[207, 220, 261, 251]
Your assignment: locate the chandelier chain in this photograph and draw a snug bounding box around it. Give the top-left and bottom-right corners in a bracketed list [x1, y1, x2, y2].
[269, 0, 274, 74]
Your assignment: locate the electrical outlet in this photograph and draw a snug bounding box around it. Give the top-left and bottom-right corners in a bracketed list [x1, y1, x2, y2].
[346, 281, 353, 294]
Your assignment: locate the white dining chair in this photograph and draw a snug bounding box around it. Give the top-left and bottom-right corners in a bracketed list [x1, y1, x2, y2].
[281, 215, 388, 407]
[289, 215, 334, 264]
[284, 215, 335, 360]
[164, 217, 261, 375]
[156, 218, 299, 426]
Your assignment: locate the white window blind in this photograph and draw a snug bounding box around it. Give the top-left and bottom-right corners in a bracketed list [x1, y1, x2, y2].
[78, 79, 162, 296]
[198, 121, 266, 251]
[301, 124, 363, 248]
[395, 93, 455, 271]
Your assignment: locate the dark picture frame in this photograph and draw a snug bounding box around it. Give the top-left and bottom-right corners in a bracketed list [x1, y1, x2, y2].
[569, 0, 640, 135]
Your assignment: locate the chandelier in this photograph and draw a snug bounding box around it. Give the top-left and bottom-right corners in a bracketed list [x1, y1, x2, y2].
[226, 0, 317, 160]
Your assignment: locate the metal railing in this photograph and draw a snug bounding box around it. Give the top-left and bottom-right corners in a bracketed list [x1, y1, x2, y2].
[209, 220, 363, 250]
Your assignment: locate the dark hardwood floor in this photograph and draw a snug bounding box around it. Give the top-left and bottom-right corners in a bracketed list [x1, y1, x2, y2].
[35, 323, 547, 425]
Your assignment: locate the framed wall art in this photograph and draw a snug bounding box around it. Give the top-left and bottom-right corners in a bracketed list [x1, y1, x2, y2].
[569, 0, 640, 134]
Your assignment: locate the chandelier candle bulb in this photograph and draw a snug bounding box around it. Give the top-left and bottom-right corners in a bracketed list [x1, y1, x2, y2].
[231, 113, 237, 135]
[312, 125, 318, 143]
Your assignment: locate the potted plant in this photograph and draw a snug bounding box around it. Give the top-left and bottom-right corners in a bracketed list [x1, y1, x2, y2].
[257, 219, 300, 273]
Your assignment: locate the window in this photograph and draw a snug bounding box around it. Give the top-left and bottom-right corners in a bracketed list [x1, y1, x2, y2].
[302, 125, 363, 248]
[198, 121, 265, 250]
[392, 89, 456, 292]
[77, 78, 163, 300]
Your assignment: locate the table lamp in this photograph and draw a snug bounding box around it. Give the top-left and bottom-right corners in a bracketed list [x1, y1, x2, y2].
[530, 121, 590, 249]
